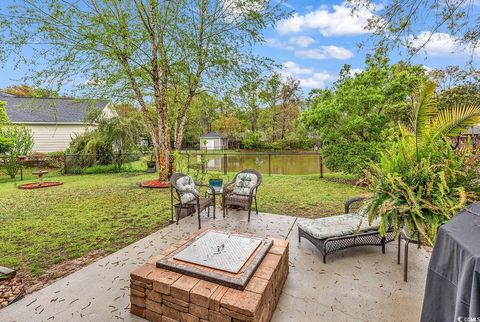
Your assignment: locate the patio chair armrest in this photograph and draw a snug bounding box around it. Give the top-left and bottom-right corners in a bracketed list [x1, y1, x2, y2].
[344, 196, 368, 213]
[248, 182, 261, 198]
[177, 188, 200, 199]
[223, 180, 235, 192]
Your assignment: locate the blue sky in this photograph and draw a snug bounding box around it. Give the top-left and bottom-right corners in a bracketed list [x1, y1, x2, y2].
[0, 0, 478, 92]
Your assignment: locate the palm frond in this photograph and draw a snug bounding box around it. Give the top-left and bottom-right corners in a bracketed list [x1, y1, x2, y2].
[409, 81, 437, 142]
[430, 102, 480, 139]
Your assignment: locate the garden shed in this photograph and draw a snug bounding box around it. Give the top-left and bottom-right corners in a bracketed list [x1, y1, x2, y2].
[199, 131, 227, 150]
[1, 92, 113, 152]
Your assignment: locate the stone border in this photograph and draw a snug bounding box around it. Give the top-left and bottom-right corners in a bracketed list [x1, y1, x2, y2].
[130, 231, 289, 322]
[156, 230, 272, 290]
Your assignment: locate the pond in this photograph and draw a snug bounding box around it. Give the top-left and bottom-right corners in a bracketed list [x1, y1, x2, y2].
[188, 153, 328, 175]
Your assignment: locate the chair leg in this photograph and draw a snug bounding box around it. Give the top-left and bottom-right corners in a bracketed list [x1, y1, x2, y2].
[298, 228, 301, 243]
[247, 205, 251, 222]
[213, 203, 216, 220]
[404, 240, 410, 282]
[208, 206, 210, 217]
[381, 236, 386, 254]
[197, 203, 201, 230]
[397, 236, 401, 264]
[255, 196, 258, 215]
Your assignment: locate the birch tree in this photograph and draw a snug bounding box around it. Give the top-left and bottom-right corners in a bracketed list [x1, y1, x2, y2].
[1, 0, 284, 180]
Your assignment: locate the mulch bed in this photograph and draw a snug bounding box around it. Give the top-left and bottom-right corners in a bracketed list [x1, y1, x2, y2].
[18, 182, 64, 189]
[0, 277, 23, 309]
[140, 179, 170, 189]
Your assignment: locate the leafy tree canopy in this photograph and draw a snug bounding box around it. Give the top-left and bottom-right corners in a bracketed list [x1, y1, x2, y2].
[302, 49, 427, 174]
[349, 0, 479, 59]
[3, 84, 59, 98]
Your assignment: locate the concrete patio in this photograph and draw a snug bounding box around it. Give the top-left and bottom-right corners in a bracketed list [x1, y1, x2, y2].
[0, 209, 430, 322]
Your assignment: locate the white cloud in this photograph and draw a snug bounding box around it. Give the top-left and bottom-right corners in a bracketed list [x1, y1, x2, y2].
[276, 3, 376, 37]
[407, 31, 478, 57]
[288, 35, 316, 48]
[283, 61, 314, 75]
[265, 37, 294, 50]
[281, 61, 336, 89]
[299, 72, 336, 88]
[295, 45, 353, 60]
[349, 68, 362, 76]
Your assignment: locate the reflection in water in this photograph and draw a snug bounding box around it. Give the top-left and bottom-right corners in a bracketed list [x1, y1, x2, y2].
[197, 154, 327, 175]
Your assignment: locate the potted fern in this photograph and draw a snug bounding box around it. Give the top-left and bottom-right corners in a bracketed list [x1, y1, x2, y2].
[364, 81, 480, 246]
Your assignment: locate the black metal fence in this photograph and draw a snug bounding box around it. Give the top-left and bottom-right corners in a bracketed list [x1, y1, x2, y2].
[179, 151, 325, 177]
[1, 151, 325, 180]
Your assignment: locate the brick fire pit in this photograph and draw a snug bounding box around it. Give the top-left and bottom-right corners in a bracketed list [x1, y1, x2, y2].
[130, 229, 289, 322]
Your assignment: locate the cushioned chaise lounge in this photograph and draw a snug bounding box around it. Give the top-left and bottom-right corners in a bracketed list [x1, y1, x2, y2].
[298, 197, 394, 263]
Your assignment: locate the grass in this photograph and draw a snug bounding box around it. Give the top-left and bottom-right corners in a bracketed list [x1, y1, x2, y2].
[0, 170, 362, 289]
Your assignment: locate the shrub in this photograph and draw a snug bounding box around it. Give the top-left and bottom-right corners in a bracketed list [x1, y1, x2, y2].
[66, 115, 144, 172]
[322, 141, 382, 175]
[364, 82, 480, 246]
[0, 125, 34, 178]
[242, 132, 265, 149]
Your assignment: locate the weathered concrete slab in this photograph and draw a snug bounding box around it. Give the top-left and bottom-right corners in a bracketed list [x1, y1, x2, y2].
[0, 210, 429, 322]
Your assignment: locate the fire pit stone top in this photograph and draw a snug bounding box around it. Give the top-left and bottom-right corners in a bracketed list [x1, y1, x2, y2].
[130, 229, 289, 322]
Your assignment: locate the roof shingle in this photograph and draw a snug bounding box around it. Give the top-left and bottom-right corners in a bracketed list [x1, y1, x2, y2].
[0, 94, 109, 123]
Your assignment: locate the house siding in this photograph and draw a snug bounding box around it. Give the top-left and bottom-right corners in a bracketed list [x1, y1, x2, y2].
[25, 124, 94, 153]
[200, 138, 227, 150]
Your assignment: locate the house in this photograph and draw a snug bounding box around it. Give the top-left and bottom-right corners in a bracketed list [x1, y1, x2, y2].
[199, 132, 228, 150]
[0, 92, 113, 152]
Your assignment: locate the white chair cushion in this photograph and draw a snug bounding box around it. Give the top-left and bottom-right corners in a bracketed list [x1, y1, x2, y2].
[176, 176, 199, 203]
[298, 211, 381, 240]
[233, 173, 258, 196]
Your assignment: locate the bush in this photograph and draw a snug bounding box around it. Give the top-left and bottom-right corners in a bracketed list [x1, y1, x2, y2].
[241, 132, 265, 149]
[322, 141, 381, 175]
[0, 126, 34, 178]
[66, 115, 144, 172]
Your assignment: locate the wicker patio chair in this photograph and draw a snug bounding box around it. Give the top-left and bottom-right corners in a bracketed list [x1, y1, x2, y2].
[170, 173, 216, 229]
[298, 196, 394, 263]
[222, 169, 262, 222]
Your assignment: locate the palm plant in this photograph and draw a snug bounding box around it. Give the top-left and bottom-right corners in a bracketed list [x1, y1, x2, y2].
[364, 81, 480, 246]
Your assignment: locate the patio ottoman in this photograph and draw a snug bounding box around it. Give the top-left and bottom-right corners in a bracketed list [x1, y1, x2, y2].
[298, 212, 394, 263]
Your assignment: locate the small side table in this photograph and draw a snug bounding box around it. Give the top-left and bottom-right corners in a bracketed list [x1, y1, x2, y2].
[397, 229, 419, 282]
[32, 170, 48, 185]
[206, 188, 223, 216]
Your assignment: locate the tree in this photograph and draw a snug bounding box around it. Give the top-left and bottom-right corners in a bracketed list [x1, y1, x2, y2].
[0, 126, 34, 178]
[0, 101, 13, 153]
[302, 49, 427, 174]
[237, 75, 264, 132]
[260, 73, 282, 141]
[3, 84, 59, 98]
[278, 77, 301, 140]
[68, 114, 145, 171]
[2, 0, 284, 181]
[429, 66, 480, 110]
[212, 115, 243, 140]
[349, 0, 479, 58]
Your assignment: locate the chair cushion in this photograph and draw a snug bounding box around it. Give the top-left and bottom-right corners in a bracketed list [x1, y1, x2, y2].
[297, 211, 381, 240]
[233, 173, 258, 196]
[176, 176, 199, 203]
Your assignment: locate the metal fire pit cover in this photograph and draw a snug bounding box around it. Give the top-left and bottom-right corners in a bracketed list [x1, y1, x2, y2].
[173, 231, 261, 273]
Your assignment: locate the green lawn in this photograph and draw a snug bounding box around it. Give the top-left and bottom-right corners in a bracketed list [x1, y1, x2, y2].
[0, 171, 361, 290]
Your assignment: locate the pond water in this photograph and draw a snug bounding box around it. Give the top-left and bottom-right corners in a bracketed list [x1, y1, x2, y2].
[190, 153, 327, 175]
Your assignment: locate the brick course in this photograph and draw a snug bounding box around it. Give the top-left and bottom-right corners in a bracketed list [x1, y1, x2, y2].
[131, 231, 288, 322]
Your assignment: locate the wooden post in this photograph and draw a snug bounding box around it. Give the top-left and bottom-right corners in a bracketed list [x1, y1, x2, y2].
[319, 153, 324, 178]
[268, 153, 271, 176]
[187, 154, 190, 174]
[64, 154, 68, 175]
[223, 153, 227, 175]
